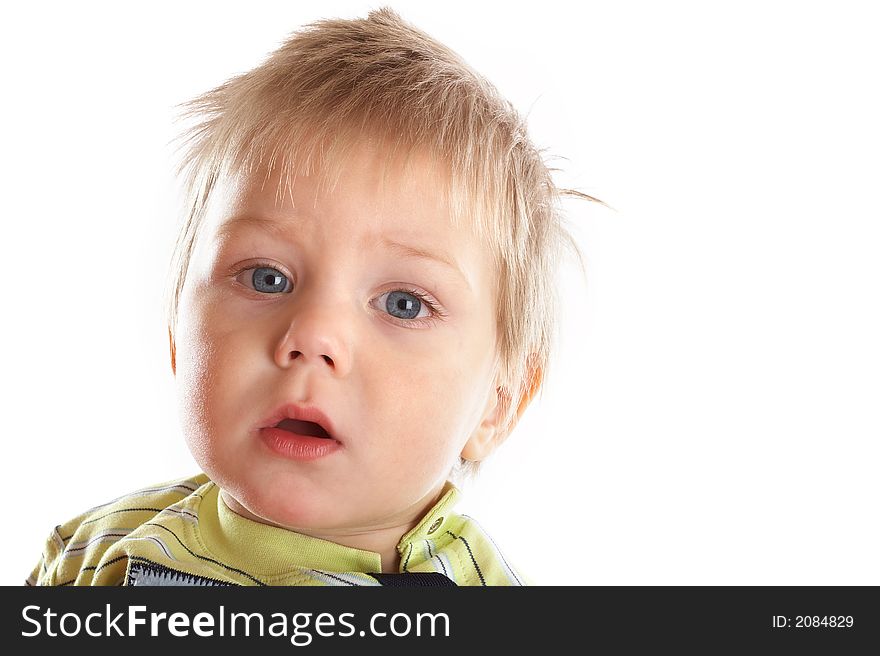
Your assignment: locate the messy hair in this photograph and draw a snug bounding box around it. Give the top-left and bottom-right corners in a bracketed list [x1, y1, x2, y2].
[165, 7, 602, 476]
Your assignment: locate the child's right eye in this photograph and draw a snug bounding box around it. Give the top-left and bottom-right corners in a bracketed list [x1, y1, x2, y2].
[240, 266, 292, 294]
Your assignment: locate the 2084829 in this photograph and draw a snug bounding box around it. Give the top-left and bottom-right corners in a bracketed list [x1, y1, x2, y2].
[772, 615, 854, 628]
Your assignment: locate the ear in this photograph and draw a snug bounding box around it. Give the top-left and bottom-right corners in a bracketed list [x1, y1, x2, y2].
[168, 326, 176, 376]
[461, 358, 544, 462]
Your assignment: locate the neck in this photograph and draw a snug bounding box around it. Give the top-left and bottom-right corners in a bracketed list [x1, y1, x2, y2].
[220, 486, 448, 574]
[304, 522, 410, 573]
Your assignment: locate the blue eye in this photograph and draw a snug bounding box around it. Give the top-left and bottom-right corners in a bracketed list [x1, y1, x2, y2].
[385, 290, 422, 320]
[251, 267, 291, 293]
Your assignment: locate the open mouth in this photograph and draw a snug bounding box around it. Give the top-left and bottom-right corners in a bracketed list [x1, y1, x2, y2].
[274, 418, 333, 440]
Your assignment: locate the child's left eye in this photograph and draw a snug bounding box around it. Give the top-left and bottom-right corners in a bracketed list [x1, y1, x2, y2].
[241, 266, 292, 294]
[378, 290, 429, 320]
[371, 288, 442, 328]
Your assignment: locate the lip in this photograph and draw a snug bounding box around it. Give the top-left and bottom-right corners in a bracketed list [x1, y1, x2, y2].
[259, 403, 340, 442]
[256, 403, 343, 462]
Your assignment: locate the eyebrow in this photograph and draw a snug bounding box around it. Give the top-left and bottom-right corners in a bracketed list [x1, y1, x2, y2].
[376, 238, 469, 288]
[216, 215, 471, 290]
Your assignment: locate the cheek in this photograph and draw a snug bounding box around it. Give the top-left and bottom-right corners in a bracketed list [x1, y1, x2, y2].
[369, 350, 478, 461]
[174, 324, 220, 466]
[175, 295, 252, 456]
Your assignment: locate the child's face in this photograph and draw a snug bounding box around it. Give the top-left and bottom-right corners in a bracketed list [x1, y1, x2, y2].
[174, 142, 502, 535]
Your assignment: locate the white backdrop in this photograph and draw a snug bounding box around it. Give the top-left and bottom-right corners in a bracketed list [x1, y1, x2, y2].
[3, 0, 878, 585]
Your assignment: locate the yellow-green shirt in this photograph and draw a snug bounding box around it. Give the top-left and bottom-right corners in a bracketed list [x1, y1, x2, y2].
[28, 474, 526, 586]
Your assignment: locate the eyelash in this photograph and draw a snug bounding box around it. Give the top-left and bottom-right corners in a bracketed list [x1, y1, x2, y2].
[231, 261, 447, 328]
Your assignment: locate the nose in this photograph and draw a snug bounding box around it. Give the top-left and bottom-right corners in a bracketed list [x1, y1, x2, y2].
[273, 293, 351, 376]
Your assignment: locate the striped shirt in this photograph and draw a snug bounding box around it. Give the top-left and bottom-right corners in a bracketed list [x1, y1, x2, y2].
[27, 474, 526, 586]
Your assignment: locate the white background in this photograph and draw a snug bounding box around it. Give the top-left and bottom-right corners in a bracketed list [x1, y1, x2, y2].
[2, 1, 878, 585]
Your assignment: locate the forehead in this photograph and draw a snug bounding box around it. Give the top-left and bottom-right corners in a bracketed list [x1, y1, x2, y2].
[208, 140, 488, 246]
[199, 141, 495, 290]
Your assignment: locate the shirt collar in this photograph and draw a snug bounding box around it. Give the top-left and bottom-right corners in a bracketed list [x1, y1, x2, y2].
[396, 481, 459, 551]
[197, 481, 460, 575]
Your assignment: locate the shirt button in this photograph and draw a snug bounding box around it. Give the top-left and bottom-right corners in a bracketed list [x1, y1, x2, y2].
[427, 518, 443, 535]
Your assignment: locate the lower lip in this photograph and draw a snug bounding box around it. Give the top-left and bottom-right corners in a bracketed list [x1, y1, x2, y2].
[259, 427, 342, 461]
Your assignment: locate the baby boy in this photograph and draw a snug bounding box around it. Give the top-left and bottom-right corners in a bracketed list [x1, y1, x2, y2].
[28, 8, 584, 586]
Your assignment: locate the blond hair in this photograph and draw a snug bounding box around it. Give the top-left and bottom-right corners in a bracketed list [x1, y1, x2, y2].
[165, 8, 602, 475]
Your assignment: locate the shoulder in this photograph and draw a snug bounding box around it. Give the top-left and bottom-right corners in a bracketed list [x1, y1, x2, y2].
[29, 473, 210, 586]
